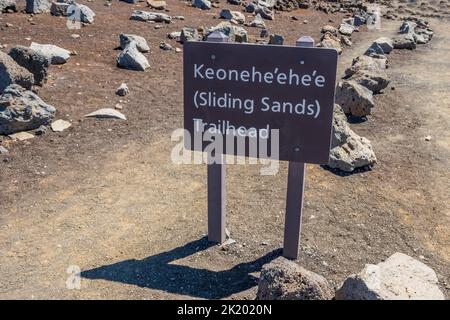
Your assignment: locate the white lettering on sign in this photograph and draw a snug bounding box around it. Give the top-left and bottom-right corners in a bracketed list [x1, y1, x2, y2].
[193, 64, 326, 88]
[193, 91, 321, 118]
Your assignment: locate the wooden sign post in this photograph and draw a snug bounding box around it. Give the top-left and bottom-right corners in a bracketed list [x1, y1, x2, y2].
[283, 36, 314, 259]
[183, 33, 337, 259]
[206, 32, 229, 244]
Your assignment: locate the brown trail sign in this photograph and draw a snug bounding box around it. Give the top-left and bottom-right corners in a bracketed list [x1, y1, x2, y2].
[183, 33, 338, 259]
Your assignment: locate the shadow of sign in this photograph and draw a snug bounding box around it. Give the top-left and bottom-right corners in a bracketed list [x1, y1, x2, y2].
[81, 237, 281, 299]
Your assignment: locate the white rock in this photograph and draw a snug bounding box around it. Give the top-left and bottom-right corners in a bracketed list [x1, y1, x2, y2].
[130, 10, 171, 23]
[117, 41, 150, 71]
[339, 23, 354, 36]
[29, 42, 71, 65]
[336, 252, 445, 300]
[328, 105, 376, 172]
[119, 34, 150, 53]
[8, 131, 35, 141]
[51, 119, 71, 132]
[67, 3, 95, 24]
[85, 108, 126, 120]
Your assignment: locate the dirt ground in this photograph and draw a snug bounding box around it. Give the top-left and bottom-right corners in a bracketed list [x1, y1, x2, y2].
[0, 1, 449, 299]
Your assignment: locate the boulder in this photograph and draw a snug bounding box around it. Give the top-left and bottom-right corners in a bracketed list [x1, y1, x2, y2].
[275, 0, 309, 11]
[0, 51, 35, 93]
[393, 34, 417, 50]
[248, 14, 266, 28]
[9, 46, 49, 87]
[335, 252, 445, 300]
[372, 37, 394, 54]
[220, 9, 245, 24]
[339, 23, 354, 36]
[29, 42, 71, 65]
[246, 1, 275, 20]
[329, 104, 377, 172]
[192, 0, 211, 10]
[167, 31, 181, 41]
[67, 3, 95, 24]
[349, 71, 389, 94]
[0, 0, 16, 13]
[364, 42, 386, 57]
[335, 80, 374, 117]
[50, 1, 69, 16]
[269, 34, 284, 45]
[117, 41, 150, 71]
[318, 32, 342, 55]
[130, 10, 171, 23]
[205, 22, 248, 43]
[345, 55, 388, 77]
[399, 21, 416, 35]
[180, 27, 199, 43]
[25, 0, 50, 14]
[0, 84, 55, 135]
[257, 257, 334, 300]
[321, 25, 338, 37]
[147, 0, 167, 10]
[119, 34, 150, 53]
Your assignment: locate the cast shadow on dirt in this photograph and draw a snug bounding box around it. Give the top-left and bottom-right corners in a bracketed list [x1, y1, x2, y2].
[81, 237, 282, 299]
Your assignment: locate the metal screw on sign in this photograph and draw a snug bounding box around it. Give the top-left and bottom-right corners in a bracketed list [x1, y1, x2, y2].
[205, 31, 229, 244]
[282, 36, 315, 260]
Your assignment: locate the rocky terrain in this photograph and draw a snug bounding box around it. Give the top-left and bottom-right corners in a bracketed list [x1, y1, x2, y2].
[0, 0, 449, 299]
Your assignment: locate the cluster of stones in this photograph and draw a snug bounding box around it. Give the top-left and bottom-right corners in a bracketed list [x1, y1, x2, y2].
[0, 43, 72, 136]
[328, 16, 434, 173]
[256, 253, 445, 300]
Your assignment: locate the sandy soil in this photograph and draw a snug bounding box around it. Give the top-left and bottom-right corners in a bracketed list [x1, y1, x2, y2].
[0, 1, 448, 299]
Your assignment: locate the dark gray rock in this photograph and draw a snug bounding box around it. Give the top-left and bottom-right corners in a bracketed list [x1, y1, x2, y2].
[0, 84, 56, 135]
[257, 257, 334, 300]
[9, 46, 49, 87]
[50, 2, 69, 16]
[115, 83, 129, 96]
[192, 0, 211, 10]
[269, 34, 284, 45]
[25, 0, 50, 14]
[0, 51, 34, 93]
